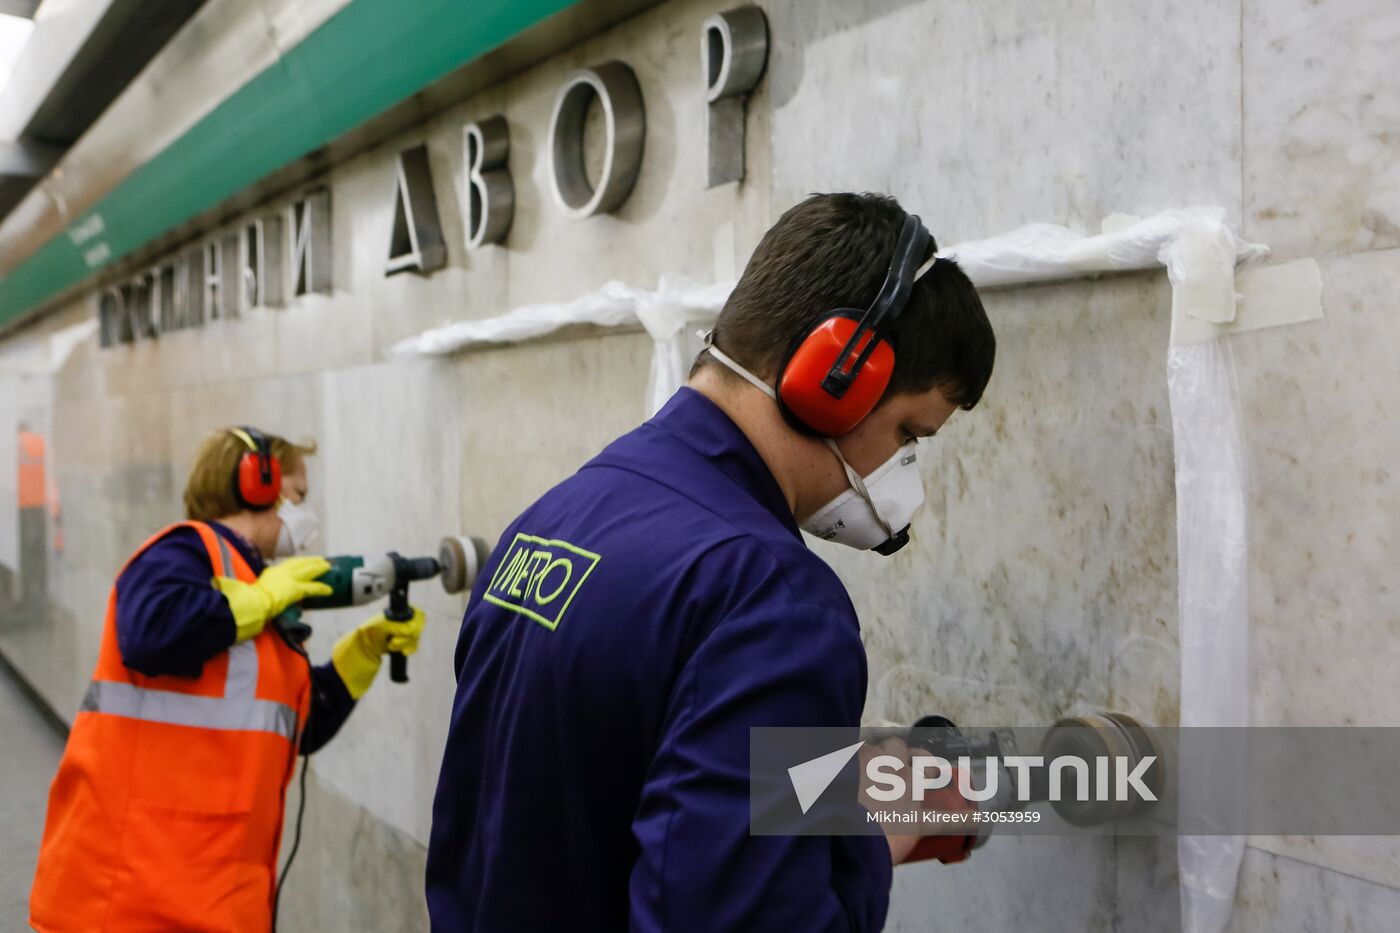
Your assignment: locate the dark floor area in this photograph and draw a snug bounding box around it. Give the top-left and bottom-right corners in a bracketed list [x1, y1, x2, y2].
[0, 655, 64, 929]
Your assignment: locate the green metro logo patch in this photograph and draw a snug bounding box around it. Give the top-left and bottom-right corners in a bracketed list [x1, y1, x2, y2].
[482, 532, 601, 631]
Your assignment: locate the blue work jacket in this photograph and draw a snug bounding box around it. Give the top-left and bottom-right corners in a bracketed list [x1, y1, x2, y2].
[426, 387, 892, 931]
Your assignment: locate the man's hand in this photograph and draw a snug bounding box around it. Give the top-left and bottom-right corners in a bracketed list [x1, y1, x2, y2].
[858, 738, 923, 865]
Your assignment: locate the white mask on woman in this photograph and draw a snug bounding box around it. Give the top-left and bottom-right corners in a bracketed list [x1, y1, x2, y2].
[274, 498, 322, 557]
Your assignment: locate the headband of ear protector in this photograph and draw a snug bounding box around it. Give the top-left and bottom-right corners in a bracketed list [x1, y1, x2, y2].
[229, 426, 282, 511]
[775, 214, 933, 437]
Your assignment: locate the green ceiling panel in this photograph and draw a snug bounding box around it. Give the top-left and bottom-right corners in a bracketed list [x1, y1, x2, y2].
[0, 0, 580, 328]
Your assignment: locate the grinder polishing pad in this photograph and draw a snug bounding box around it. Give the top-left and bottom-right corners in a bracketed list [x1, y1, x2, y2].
[438, 535, 491, 594]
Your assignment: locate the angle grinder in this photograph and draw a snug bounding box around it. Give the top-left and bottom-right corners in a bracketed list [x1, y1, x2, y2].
[278, 535, 491, 682]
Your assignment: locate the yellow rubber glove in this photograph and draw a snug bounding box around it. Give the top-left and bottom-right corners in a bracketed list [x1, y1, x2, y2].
[213, 555, 333, 642]
[331, 608, 426, 700]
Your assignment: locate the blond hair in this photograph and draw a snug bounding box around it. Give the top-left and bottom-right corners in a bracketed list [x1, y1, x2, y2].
[183, 428, 317, 521]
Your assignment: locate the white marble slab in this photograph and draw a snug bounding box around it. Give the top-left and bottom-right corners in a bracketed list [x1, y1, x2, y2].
[887, 835, 1118, 932]
[764, 0, 1243, 246]
[1231, 248, 1400, 731]
[1229, 846, 1400, 933]
[306, 360, 466, 844]
[828, 271, 1181, 732]
[1243, 0, 1400, 261]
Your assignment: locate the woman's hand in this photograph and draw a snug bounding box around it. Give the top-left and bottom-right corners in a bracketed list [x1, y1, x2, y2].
[331, 608, 426, 699]
[214, 555, 332, 641]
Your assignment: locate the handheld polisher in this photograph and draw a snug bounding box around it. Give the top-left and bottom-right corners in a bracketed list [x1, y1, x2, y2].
[863, 710, 1164, 865]
[278, 535, 491, 683]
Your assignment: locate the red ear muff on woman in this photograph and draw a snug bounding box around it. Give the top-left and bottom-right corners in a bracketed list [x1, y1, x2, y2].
[775, 214, 933, 437]
[229, 426, 282, 511]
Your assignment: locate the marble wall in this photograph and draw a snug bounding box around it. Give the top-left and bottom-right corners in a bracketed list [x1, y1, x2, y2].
[1, 0, 1396, 929]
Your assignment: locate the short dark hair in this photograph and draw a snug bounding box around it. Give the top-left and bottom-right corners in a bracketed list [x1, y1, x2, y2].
[700, 192, 995, 408]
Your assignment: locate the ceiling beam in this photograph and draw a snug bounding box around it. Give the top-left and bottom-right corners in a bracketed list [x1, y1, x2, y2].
[0, 1, 41, 19]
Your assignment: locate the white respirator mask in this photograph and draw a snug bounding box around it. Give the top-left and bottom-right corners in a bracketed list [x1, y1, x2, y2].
[274, 498, 322, 558]
[706, 342, 925, 555]
[802, 439, 923, 554]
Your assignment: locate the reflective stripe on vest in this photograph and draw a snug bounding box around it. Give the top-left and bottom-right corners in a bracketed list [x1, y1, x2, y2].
[79, 647, 298, 740]
[77, 530, 299, 742]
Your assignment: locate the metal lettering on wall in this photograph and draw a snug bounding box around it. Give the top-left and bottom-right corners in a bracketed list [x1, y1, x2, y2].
[98, 286, 126, 347]
[99, 22, 773, 346]
[98, 194, 321, 347]
[128, 272, 157, 339]
[203, 237, 241, 320]
[386, 144, 447, 275]
[548, 62, 646, 219]
[181, 248, 204, 329]
[465, 116, 513, 248]
[160, 252, 201, 332]
[703, 7, 768, 188]
[293, 189, 332, 296]
[242, 217, 285, 309]
[97, 275, 157, 347]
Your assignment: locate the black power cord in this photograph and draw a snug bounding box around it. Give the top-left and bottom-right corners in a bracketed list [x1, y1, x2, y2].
[271, 616, 315, 933]
[273, 753, 311, 931]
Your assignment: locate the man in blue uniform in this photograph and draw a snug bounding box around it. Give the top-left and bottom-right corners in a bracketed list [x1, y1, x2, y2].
[427, 193, 995, 931]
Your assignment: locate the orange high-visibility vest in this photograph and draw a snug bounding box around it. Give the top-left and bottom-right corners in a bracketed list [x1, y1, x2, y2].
[18, 429, 45, 509]
[30, 522, 311, 932]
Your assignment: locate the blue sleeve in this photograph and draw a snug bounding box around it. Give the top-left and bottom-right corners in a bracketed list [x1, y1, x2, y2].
[628, 596, 893, 933]
[114, 527, 238, 678]
[300, 661, 357, 754]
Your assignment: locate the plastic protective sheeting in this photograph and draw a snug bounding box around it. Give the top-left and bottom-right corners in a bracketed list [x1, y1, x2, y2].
[387, 280, 644, 356]
[942, 207, 1268, 294]
[631, 278, 734, 414]
[388, 277, 733, 415]
[390, 208, 1266, 413]
[1167, 339, 1250, 933]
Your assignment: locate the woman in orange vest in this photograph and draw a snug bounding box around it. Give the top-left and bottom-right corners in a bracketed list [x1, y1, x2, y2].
[29, 426, 424, 932]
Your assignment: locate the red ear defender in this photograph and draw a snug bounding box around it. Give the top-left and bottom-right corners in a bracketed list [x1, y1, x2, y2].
[236, 452, 282, 509]
[774, 213, 932, 437]
[229, 426, 282, 510]
[779, 316, 894, 437]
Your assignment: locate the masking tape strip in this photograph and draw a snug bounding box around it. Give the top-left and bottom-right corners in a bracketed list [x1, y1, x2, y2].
[1170, 258, 1323, 347]
[1167, 219, 1241, 325]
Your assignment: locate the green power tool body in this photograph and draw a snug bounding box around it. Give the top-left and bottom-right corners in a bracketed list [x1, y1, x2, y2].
[276, 536, 489, 683]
